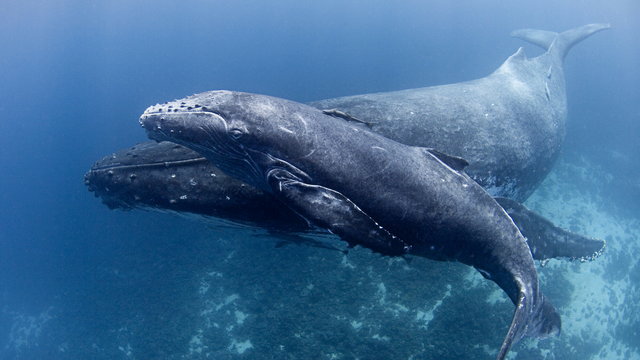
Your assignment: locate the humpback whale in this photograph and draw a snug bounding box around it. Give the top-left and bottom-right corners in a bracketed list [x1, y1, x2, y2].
[139, 90, 567, 360]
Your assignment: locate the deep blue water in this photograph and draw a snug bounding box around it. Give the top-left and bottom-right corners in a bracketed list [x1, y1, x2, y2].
[1, 1, 638, 359]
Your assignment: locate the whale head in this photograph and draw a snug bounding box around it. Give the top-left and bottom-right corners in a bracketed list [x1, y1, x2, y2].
[140, 90, 313, 189]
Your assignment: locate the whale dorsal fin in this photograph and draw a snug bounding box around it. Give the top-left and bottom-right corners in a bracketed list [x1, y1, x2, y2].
[509, 47, 527, 60]
[423, 148, 469, 171]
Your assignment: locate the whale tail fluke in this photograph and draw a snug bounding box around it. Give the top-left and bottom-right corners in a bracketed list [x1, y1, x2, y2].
[497, 291, 561, 360]
[511, 23, 610, 61]
[532, 297, 562, 339]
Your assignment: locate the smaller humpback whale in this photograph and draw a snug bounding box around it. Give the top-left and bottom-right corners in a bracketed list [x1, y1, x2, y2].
[139, 90, 568, 359]
[85, 141, 604, 262]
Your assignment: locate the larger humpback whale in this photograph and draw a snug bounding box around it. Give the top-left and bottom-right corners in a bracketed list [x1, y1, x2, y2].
[139, 90, 564, 360]
[310, 23, 610, 200]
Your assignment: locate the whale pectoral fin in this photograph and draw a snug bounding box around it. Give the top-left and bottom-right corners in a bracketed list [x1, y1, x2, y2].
[494, 197, 606, 261]
[268, 171, 409, 256]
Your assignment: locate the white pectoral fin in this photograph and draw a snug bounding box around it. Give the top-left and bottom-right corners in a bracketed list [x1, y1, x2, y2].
[267, 169, 409, 256]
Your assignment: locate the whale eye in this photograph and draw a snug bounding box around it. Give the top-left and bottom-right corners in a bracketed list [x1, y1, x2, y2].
[229, 128, 244, 140]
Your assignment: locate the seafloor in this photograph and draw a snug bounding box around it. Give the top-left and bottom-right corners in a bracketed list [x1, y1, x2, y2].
[2, 152, 638, 360]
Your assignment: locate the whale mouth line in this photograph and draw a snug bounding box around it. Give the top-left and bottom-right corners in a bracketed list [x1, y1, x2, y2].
[89, 157, 209, 172]
[141, 110, 218, 117]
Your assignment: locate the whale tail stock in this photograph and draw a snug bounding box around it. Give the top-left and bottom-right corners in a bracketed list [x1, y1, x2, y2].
[511, 23, 610, 61]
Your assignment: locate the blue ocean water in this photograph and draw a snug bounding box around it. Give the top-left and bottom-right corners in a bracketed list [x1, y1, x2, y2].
[0, 1, 638, 359]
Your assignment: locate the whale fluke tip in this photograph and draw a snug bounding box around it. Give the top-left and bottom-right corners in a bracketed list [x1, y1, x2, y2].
[512, 23, 610, 61]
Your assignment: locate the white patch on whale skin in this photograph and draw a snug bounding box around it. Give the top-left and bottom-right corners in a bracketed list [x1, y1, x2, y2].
[507, 77, 533, 98]
[250, 100, 278, 118]
[301, 147, 316, 159]
[545, 82, 551, 101]
[494, 60, 536, 102]
[278, 125, 294, 134]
